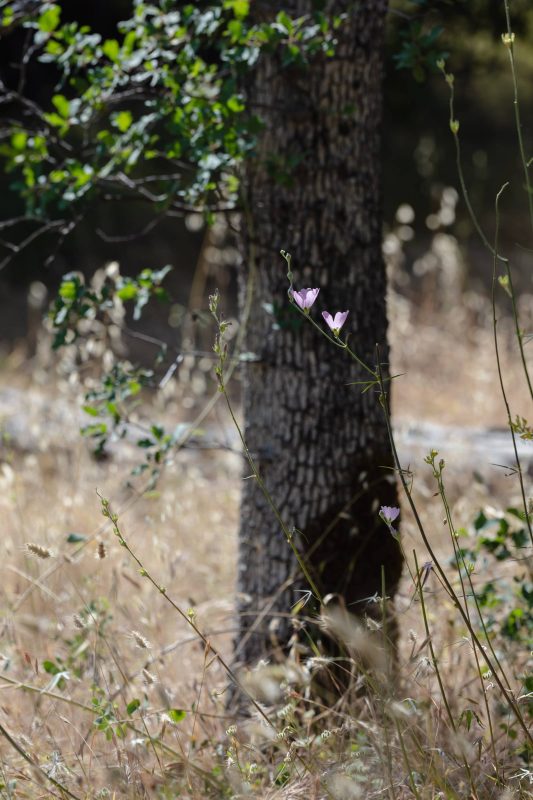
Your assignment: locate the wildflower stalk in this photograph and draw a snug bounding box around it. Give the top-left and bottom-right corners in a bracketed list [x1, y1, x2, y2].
[413, 551, 481, 800]
[379, 567, 399, 800]
[209, 292, 323, 604]
[427, 452, 512, 688]
[282, 251, 378, 384]
[99, 495, 321, 787]
[374, 354, 532, 745]
[502, 1, 533, 235]
[393, 715, 421, 800]
[440, 54, 533, 402]
[413, 550, 456, 732]
[501, 250, 533, 403]
[286, 268, 532, 742]
[426, 454, 503, 777]
[491, 184, 533, 545]
[438, 63, 507, 263]
[98, 494, 273, 724]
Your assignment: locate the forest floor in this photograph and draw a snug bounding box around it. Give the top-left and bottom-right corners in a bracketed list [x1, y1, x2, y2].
[0, 288, 531, 798]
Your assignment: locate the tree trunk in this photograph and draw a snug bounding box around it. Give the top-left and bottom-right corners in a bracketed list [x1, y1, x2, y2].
[236, 0, 402, 666]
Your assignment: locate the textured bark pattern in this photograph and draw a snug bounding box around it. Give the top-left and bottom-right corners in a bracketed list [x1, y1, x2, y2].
[236, 0, 402, 664]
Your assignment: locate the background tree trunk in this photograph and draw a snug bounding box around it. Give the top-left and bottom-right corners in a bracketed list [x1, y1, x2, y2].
[236, 0, 402, 666]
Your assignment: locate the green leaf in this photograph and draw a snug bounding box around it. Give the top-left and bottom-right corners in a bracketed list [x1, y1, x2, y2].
[168, 708, 186, 724]
[52, 94, 70, 119]
[113, 111, 133, 133]
[127, 380, 141, 395]
[44, 112, 67, 130]
[275, 10, 293, 34]
[11, 131, 27, 151]
[102, 39, 120, 62]
[59, 280, 78, 300]
[81, 422, 108, 437]
[126, 698, 141, 715]
[473, 510, 488, 531]
[106, 401, 120, 422]
[43, 660, 61, 675]
[117, 283, 138, 300]
[223, 0, 249, 19]
[2, 6, 14, 27]
[227, 96, 245, 113]
[82, 405, 100, 417]
[66, 533, 88, 544]
[38, 5, 60, 33]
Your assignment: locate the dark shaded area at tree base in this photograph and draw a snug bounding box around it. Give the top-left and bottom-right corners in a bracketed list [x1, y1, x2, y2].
[233, 455, 402, 662]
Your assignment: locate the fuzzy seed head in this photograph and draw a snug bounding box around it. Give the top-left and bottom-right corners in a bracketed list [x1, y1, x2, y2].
[131, 630, 151, 649]
[142, 668, 156, 685]
[25, 542, 52, 559]
[284, 743, 297, 763]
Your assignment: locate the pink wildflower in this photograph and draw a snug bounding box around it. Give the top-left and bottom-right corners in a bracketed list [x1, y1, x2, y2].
[379, 505, 400, 537]
[322, 310, 349, 336]
[291, 287, 320, 312]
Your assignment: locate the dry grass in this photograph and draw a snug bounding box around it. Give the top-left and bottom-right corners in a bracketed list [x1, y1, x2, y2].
[0, 286, 530, 798]
[0, 359, 242, 797]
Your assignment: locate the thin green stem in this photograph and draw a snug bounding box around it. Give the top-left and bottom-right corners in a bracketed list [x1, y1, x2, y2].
[413, 550, 456, 733]
[503, 255, 533, 401]
[491, 184, 533, 546]
[430, 453, 513, 689]
[441, 47, 532, 401]
[379, 568, 398, 800]
[413, 551, 481, 800]
[372, 354, 532, 745]
[393, 716, 421, 800]
[282, 251, 378, 381]
[221, 381, 323, 603]
[503, 1, 533, 234]
[438, 65, 507, 264]
[211, 283, 323, 604]
[99, 498, 321, 785]
[428, 457, 503, 777]
[100, 497, 273, 724]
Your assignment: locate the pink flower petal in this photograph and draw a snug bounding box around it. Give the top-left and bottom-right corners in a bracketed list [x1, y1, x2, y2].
[322, 311, 334, 330]
[293, 288, 319, 310]
[333, 311, 349, 330]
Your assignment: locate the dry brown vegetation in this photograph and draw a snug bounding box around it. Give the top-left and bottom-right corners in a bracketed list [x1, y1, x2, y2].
[0, 277, 531, 798]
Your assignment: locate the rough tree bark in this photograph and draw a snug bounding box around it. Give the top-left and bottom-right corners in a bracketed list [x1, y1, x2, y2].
[236, 0, 402, 665]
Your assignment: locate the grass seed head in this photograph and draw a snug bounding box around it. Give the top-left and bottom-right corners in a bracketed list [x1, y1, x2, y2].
[131, 630, 152, 649]
[25, 542, 53, 559]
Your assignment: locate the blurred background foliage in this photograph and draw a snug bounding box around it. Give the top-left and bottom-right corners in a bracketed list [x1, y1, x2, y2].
[0, 0, 532, 343]
[386, 0, 533, 293]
